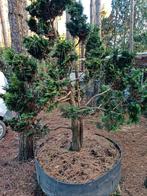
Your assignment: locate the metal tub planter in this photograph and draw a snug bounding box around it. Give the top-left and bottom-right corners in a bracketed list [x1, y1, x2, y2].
[35, 136, 122, 196]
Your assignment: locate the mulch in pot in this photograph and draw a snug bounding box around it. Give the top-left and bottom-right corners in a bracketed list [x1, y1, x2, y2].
[37, 113, 119, 184]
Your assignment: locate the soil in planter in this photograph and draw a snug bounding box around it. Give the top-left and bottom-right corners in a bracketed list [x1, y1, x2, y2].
[37, 126, 119, 184]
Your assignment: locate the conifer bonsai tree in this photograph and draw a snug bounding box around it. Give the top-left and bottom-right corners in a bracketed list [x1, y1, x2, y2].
[1, 0, 146, 163]
[1, 50, 39, 160]
[24, 0, 92, 151]
[1, 0, 74, 161]
[25, 0, 146, 151]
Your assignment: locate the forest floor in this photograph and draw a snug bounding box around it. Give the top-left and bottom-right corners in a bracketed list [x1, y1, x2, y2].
[0, 110, 147, 196]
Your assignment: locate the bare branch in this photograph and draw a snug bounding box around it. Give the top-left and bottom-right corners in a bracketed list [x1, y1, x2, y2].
[60, 98, 71, 103]
[57, 91, 71, 102]
[86, 88, 111, 106]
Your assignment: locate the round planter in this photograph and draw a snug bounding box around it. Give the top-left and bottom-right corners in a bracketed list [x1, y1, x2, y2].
[0, 120, 6, 140]
[35, 135, 122, 196]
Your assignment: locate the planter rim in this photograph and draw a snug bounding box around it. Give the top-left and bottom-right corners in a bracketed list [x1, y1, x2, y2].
[35, 134, 122, 186]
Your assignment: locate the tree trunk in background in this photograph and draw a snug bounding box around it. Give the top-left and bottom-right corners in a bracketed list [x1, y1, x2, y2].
[0, 0, 9, 47]
[95, 0, 101, 38]
[8, 0, 28, 52]
[66, 12, 73, 40]
[90, 0, 96, 24]
[113, 5, 118, 50]
[129, 0, 135, 52]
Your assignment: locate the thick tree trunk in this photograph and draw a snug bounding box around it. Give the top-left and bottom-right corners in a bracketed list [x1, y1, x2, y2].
[19, 132, 34, 161]
[90, 0, 96, 24]
[0, 0, 9, 47]
[95, 0, 101, 38]
[70, 118, 83, 151]
[129, 0, 135, 52]
[8, 0, 28, 52]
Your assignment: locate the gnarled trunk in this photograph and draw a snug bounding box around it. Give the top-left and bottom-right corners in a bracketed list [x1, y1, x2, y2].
[19, 132, 34, 161]
[70, 118, 83, 151]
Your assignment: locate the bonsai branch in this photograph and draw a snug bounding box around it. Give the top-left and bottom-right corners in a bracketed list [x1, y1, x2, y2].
[86, 88, 111, 106]
[57, 91, 71, 102]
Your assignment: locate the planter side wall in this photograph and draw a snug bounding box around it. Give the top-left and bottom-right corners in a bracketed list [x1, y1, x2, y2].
[35, 158, 121, 196]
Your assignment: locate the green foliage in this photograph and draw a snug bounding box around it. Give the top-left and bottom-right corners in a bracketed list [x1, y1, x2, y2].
[102, 0, 147, 52]
[0, 49, 40, 132]
[105, 51, 134, 89]
[61, 105, 94, 119]
[53, 39, 78, 77]
[27, 17, 53, 38]
[1, 0, 145, 152]
[98, 51, 145, 130]
[134, 32, 147, 51]
[2, 50, 37, 113]
[35, 62, 60, 107]
[24, 35, 51, 59]
[0, 48, 15, 77]
[85, 26, 106, 78]
[7, 113, 35, 133]
[128, 102, 141, 123]
[25, 0, 73, 60]
[98, 85, 125, 131]
[26, 0, 71, 21]
[66, 1, 90, 43]
[2, 0, 78, 134]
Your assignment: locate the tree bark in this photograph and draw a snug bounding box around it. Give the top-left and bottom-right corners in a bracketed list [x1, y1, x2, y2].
[95, 0, 101, 38]
[66, 12, 72, 40]
[70, 118, 83, 151]
[69, 83, 83, 152]
[113, 5, 118, 50]
[80, 41, 85, 71]
[0, 0, 9, 47]
[129, 0, 135, 52]
[7, 0, 28, 52]
[19, 132, 34, 161]
[90, 0, 96, 24]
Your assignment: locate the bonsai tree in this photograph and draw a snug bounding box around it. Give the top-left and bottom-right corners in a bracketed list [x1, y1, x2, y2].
[25, 0, 91, 152]
[0, 0, 73, 161]
[34, 1, 146, 150]
[1, 50, 38, 160]
[1, 0, 146, 163]
[24, 0, 72, 59]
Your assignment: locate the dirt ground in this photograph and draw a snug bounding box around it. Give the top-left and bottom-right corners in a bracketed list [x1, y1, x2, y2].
[0, 111, 147, 196]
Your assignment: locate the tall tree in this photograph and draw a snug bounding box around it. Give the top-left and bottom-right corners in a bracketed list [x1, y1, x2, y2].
[66, 12, 72, 40]
[134, 0, 147, 51]
[90, 0, 95, 24]
[129, 0, 135, 52]
[102, 0, 147, 52]
[95, 0, 101, 38]
[8, 0, 28, 52]
[3, 0, 73, 161]
[90, 0, 102, 38]
[0, 0, 9, 47]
